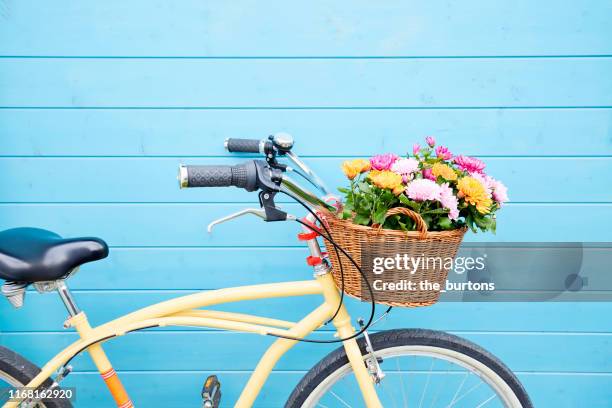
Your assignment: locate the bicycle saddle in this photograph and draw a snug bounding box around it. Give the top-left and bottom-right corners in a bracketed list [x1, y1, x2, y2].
[0, 228, 108, 283]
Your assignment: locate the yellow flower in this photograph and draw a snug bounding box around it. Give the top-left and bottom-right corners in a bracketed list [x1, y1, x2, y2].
[431, 162, 457, 181]
[457, 176, 492, 214]
[352, 159, 371, 173]
[341, 161, 358, 180]
[341, 159, 371, 180]
[368, 170, 404, 195]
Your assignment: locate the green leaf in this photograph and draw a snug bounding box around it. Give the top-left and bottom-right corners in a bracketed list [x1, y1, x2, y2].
[398, 194, 410, 204]
[437, 216, 453, 230]
[357, 181, 371, 193]
[372, 208, 387, 225]
[398, 195, 420, 211]
[353, 214, 371, 225]
[422, 208, 450, 216]
[473, 214, 492, 230]
[466, 212, 477, 233]
[422, 215, 433, 229]
[337, 187, 351, 194]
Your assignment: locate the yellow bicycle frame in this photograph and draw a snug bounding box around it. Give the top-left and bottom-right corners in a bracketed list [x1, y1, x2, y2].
[4, 272, 382, 408]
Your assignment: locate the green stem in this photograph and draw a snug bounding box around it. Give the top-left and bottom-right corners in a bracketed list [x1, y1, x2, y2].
[350, 178, 357, 210]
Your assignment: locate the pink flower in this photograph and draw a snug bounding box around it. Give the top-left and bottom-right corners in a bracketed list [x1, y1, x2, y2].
[435, 145, 453, 161]
[413, 143, 421, 156]
[454, 155, 485, 174]
[438, 183, 459, 220]
[422, 168, 436, 181]
[425, 136, 436, 147]
[391, 158, 419, 182]
[406, 179, 440, 201]
[370, 153, 398, 171]
[491, 179, 509, 206]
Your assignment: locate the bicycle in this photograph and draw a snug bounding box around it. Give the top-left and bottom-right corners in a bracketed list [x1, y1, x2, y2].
[0, 134, 533, 407]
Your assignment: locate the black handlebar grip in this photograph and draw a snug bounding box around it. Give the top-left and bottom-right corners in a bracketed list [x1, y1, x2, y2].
[180, 161, 258, 191]
[225, 138, 262, 153]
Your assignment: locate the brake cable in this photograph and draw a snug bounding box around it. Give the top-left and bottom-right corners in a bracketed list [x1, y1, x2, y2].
[265, 192, 390, 344]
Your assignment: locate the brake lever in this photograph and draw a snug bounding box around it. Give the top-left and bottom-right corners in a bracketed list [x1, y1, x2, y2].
[207, 208, 267, 233]
[207, 206, 297, 233]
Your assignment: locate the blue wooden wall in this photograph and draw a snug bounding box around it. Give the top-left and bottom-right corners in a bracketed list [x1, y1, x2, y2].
[1, 1, 612, 406]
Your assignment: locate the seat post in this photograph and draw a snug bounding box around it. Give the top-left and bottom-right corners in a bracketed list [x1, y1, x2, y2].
[56, 280, 81, 317]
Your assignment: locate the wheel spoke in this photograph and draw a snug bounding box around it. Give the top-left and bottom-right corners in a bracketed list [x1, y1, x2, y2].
[447, 371, 470, 406]
[329, 390, 353, 408]
[474, 394, 498, 408]
[446, 381, 483, 407]
[396, 358, 409, 407]
[418, 358, 435, 408]
[428, 363, 450, 408]
[382, 380, 399, 408]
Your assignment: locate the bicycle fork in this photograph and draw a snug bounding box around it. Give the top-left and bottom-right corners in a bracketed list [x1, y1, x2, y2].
[300, 218, 383, 408]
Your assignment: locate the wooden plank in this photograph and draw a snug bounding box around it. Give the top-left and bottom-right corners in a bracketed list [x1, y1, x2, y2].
[1, 58, 611, 107]
[1, 109, 611, 157]
[0, 157, 609, 203]
[2, 246, 601, 292]
[0, 203, 609, 245]
[2, 331, 609, 373]
[66, 247, 313, 290]
[0, 1, 610, 56]
[13, 370, 610, 407]
[2, 293, 610, 332]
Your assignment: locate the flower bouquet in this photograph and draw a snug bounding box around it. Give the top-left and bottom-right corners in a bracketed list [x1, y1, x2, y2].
[321, 136, 508, 307]
[338, 136, 508, 233]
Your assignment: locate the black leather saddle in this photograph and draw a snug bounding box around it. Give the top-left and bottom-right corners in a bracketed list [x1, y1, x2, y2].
[0, 228, 108, 283]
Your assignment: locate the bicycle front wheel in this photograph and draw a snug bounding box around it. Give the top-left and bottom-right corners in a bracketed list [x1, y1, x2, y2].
[286, 329, 532, 408]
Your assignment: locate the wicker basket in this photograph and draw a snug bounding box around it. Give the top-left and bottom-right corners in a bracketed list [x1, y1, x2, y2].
[320, 207, 467, 307]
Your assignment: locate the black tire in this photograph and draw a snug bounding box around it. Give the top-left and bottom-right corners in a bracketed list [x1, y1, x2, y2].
[286, 329, 532, 408]
[0, 345, 72, 408]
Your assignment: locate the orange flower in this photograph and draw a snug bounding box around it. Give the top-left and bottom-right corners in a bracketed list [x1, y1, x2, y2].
[457, 176, 492, 214]
[368, 170, 404, 195]
[431, 162, 457, 181]
[341, 159, 371, 180]
[352, 159, 371, 173]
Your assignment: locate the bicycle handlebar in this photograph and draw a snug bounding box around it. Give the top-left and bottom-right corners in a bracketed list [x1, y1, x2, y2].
[179, 162, 258, 191]
[179, 134, 334, 213]
[224, 138, 263, 153]
[179, 159, 335, 212]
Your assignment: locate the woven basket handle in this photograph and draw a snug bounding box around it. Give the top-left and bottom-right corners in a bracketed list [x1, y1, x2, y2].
[383, 207, 428, 240]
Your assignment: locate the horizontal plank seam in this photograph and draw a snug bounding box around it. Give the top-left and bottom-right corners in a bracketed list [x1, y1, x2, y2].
[1, 106, 612, 110]
[1, 155, 611, 159]
[2, 55, 612, 60]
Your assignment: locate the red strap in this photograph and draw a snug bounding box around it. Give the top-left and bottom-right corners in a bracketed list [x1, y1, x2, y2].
[297, 231, 318, 241]
[306, 256, 322, 266]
